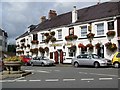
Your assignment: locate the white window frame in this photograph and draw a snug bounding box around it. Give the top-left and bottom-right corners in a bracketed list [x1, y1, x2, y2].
[41, 33, 45, 42]
[80, 25, 87, 38]
[96, 23, 104, 36]
[58, 29, 62, 40]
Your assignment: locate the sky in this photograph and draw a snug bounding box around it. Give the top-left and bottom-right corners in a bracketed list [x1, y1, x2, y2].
[0, 0, 113, 44]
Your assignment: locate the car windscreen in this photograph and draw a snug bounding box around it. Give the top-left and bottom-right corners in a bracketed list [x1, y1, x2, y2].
[116, 53, 120, 58]
[92, 54, 99, 59]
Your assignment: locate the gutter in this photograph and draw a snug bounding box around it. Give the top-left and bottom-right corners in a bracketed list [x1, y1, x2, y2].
[66, 15, 120, 27]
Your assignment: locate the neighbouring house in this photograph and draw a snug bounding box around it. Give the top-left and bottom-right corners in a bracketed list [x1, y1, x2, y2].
[0, 28, 8, 59]
[16, 2, 120, 64]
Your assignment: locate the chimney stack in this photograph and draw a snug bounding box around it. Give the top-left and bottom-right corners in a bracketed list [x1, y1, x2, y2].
[41, 16, 46, 22]
[72, 6, 77, 23]
[48, 10, 57, 19]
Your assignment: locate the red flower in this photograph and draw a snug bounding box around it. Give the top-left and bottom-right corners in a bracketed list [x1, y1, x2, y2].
[78, 43, 84, 48]
[106, 31, 115, 37]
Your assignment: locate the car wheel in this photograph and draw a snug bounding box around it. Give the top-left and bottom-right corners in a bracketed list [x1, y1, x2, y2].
[41, 63, 45, 67]
[94, 62, 100, 68]
[113, 62, 119, 68]
[31, 63, 34, 66]
[74, 62, 79, 67]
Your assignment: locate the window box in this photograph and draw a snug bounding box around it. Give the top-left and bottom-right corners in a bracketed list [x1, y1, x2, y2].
[65, 35, 78, 41]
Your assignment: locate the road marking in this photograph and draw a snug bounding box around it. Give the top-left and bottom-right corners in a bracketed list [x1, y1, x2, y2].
[16, 80, 27, 82]
[79, 72, 88, 74]
[63, 79, 76, 81]
[37, 70, 50, 73]
[14, 77, 25, 81]
[81, 78, 94, 81]
[99, 78, 113, 80]
[118, 78, 120, 79]
[0, 80, 15, 82]
[54, 70, 60, 72]
[29, 80, 41, 82]
[25, 70, 34, 72]
[90, 73, 118, 77]
[45, 79, 59, 82]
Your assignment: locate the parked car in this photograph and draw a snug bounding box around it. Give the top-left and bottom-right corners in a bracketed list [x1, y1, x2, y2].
[20, 55, 32, 65]
[71, 54, 112, 68]
[30, 56, 54, 66]
[112, 52, 120, 68]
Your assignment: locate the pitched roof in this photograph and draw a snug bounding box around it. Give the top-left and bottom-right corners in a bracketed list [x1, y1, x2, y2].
[16, 2, 120, 40]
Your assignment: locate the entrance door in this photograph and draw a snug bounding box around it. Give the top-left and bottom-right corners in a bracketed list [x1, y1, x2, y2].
[57, 49, 63, 64]
[54, 51, 58, 64]
[60, 51, 63, 63]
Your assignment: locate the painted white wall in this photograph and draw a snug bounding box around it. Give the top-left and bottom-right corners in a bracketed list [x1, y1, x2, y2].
[16, 19, 118, 63]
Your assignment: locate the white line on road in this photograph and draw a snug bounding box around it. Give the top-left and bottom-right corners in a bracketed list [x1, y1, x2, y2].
[81, 78, 94, 81]
[24, 70, 34, 72]
[118, 78, 120, 79]
[79, 72, 88, 74]
[15, 80, 27, 82]
[63, 79, 76, 81]
[0, 80, 15, 82]
[45, 79, 59, 82]
[99, 78, 113, 80]
[37, 70, 50, 73]
[54, 70, 60, 72]
[14, 77, 25, 81]
[29, 80, 41, 82]
[90, 73, 118, 77]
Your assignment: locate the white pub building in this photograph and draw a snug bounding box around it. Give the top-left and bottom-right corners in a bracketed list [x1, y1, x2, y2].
[16, 2, 120, 64]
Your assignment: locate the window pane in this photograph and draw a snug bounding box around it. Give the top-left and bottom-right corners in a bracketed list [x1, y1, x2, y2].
[33, 34, 38, 40]
[97, 23, 104, 35]
[69, 27, 74, 36]
[108, 21, 114, 30]
[81, 26, 87, 37]
[116, 53, 120, 58]
[58, 30, 62, 39]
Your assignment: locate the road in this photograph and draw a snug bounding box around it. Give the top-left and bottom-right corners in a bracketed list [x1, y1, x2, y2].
[1, 65, 120, 89]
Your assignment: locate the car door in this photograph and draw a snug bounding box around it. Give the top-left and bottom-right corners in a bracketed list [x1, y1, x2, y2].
[80, 54, 90, 65]
[76, 55, 82, 65]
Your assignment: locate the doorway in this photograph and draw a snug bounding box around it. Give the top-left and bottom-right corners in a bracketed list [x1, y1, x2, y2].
[97, 45, 104, 58]
[54, 49, 63, 64]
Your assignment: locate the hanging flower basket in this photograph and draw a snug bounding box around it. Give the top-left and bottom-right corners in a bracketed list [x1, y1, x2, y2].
[65, 35, 78, 41]
[105, 42, 117, 52]
[39, 47, 45, 53]
[70, 45, 76, 51]
[30, 48, 38, 54]
[20, 38, 25, 42]
[44, 47, 49, 53]
[51, 37, 56, 42]
[27, 44, 30, 48]
[87, 33, 95, 39]
[95, 43, 101, 49]
[31, 40, 39, 44]
[106, 31, 116, 37]
[44, 33, 49, 36]
[78, 43, 85, 48]
[86, 44, 94, 50]
[50, 31, 55, 36]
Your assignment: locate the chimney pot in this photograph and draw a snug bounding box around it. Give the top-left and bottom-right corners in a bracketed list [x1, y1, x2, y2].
[41, 16, 46, 22]
[48, 10, 57, 19]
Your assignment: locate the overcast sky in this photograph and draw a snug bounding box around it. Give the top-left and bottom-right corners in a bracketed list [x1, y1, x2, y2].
[0, 0, 112, 44]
